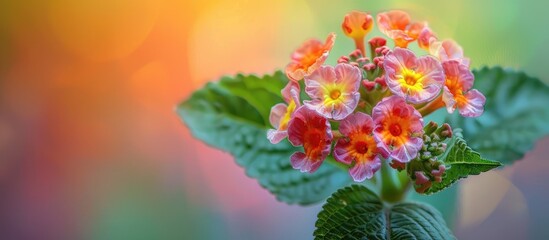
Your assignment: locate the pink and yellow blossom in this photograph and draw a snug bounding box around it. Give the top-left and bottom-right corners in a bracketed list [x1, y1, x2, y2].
[287, 106, 333, 173]
[430, 39, 470, 67]
[373, 96, 424, 163]
[267, 82, 301, 144]
[384, 48, 445, 104]
[441, 61, 485, 117]
[285, 33, 336, 81]
[334, 112, 384, 182]
[304, 63, 362, 120]
[377, 10, 425, 48]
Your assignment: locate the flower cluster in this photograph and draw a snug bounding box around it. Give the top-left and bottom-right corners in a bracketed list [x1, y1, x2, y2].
[268, 10, 486, 190]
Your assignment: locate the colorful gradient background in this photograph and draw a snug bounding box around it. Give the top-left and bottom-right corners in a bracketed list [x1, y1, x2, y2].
[1, 0, 548, 239]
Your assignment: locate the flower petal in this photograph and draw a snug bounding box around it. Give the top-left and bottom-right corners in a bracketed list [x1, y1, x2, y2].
[290, 152, 324, 173]
[442, 86, 457, 114]
[333, 138, 354, 165]
[267, 129, 288, 144]
[391, 137, 423, 163]
[338, 111, 374, 135]
[430, 39, 469, 67]
[458, 89, 486, 117]
[418, 26, 437, 50]
[281, 81, 301, 105]
[304, 99, 333, 119]
[285, 33, 336, 81]
[377, 10, 411, 35]
[349, 156, 381, 182]
[334, 63, 362, 92]
[331, 92, 360, 120]
[305, 65, 337, 98]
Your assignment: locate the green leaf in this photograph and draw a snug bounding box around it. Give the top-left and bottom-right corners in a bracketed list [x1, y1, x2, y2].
[424, 135, 501, 194]
[177, 71, 350, 205]
[314, 185, 455, 240]
[408, 184, 459, 228]
[447, 67, 549, 165]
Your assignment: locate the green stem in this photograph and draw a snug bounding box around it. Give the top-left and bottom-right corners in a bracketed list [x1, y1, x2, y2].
[380, 160, 407, 203]
[397, 169, 411, 194]
[325, 157, 349, 171]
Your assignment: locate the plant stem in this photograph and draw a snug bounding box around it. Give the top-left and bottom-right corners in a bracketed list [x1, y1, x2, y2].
[380, 160, 407, 203]
[354, 38, 366, 57]
[418, 95, 444, 116]
[325, 157, 348, 171]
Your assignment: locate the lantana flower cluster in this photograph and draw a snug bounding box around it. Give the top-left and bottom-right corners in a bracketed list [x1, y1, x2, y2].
[267, 10, 485, 192]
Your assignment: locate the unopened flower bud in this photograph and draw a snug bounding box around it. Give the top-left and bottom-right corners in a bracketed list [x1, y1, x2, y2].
[363, 63, 376, 71]
[362, 80, 376, 91]
[337, 55, 350, 63]
[436, 123, 453, 140]
[390, 160, 406, 171]
[424, 121, 438, 135]
[349, 49, 363, 60]
[373, 57, 384, 67]
[374, 77, 387, 87]
[431, 165, 446, 183]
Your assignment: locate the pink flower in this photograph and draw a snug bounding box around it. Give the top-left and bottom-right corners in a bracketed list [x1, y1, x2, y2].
[430, 39, 470, 67]
[377, 10, 425, 48]
[373, 96, 424, 163]
[287, 106, 333, 173]
[304, 63, 361, 120]
[285, 33, 336, 81]
[442, 61, 486, 117]
[384, 48, 445, 104]
[418, 26, 437, 50]
[334, 112, 383, 182]
[267, 81, 301, 143]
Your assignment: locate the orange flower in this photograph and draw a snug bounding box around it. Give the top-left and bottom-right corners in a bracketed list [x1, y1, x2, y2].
[377, 10, 425, 48]
[285, 33, 336, 81]
[342, 11, 373, 55]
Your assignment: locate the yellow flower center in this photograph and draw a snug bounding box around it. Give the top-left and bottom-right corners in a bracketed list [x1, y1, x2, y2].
[398, 69, 424, 92]
[330, 90, 341, 100]
[279, 100, 296, 130]
[348, 132, 378, 163]
[445, 77, 468, 108]
[381, 117, 412, 148]
[323, 85, 345, 106]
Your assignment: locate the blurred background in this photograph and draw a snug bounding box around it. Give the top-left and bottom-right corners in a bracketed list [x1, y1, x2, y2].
[1, 0, 548, 239]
